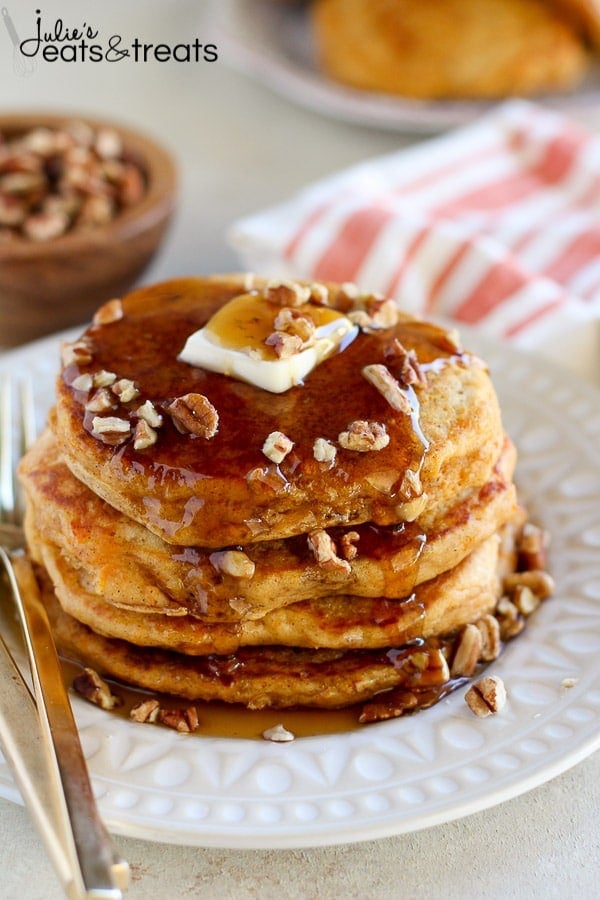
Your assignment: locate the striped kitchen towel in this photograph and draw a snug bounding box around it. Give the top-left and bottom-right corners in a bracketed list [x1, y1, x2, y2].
[229, 100, 599, 369]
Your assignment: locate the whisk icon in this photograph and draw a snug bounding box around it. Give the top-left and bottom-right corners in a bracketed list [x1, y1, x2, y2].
[2, 7, 35, 76]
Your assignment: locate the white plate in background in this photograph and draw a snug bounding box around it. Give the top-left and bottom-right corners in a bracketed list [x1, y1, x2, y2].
[208, 0, 600, 133]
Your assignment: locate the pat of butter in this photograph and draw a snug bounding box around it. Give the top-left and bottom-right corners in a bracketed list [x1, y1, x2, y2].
[179, 293, 358, 393]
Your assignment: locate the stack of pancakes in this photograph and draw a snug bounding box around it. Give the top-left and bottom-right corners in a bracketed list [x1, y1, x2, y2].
[20, 275, 523, 720]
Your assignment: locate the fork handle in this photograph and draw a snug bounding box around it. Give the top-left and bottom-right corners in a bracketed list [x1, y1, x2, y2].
[0, 632, 77, 895]
[3, 550, 129, 899]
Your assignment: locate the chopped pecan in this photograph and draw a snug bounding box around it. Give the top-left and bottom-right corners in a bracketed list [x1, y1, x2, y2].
[475, 614, 501, 662]
[308, 282, 329, 305]
[465, 675, 507, 717]
[362, 364, 412, 414]
[339, 531, 360, 561]
[385, 340, 426, 387]
[313, 437, 337, 464]
[517, 523, 550, 571]
[512, 584, 541, 616]
[157, 706, 200, 733]
[90, 415, 131, 444]
[503, 570, 554, 601]
[85, 388, 117, 413]
[211, 549, 256, 579]
[262, 430, 294, 464]
[92, 297, 123, 326]
[23, 210, 69, 241]
[338, 420, 389, 452]
[450, 624, 483, 677]
[273, 307, 316, 344]
[264, 330, 303, 358]
[60, 339, 93, 367]
[307, 530, 351, 574]
[129, 699, 160, 723]
[137, 399, 163, 428]
[111, 378, 139, 403]
[398, 467, 422, 500]
[262, 279, 311, 307]
[167, 393, 218, 438]
[495, 596, 525, 640]
[133, 419, 158, 450]
[262, 724, 295, 742]
[70, 373, 93, 393]
[92, 370, 116, 387]
[72, 668, 122, 710]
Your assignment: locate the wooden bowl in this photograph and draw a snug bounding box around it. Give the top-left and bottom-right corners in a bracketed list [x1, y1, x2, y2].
[0, 112, 178, 347]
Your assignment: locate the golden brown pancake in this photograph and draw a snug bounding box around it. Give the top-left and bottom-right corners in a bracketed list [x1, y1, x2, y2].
[311, 0, 588, 99]
[21, 428, 517, 621]
[52, 275, 505, 548]
[32, 529, 502, 655]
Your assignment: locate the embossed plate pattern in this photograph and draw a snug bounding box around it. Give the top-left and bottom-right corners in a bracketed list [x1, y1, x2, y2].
[0, 329, 599, 847]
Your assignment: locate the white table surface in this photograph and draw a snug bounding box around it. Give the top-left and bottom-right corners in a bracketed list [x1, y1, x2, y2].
[0, 3, 598, 898]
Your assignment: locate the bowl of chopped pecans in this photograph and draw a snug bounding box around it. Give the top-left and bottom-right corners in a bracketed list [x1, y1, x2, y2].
[0, 111, 178, 346]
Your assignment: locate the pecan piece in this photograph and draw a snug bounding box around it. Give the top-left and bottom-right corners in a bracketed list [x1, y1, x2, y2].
[475, 614, 501, 662]
[262, 279, 311, 307]
[85, 388, 117, 413]
[503, 570, 554, 602]
[517, 523, 550, 571]
[23, 210, 69, 241]
[262, 430, 294, 464]
[73, 668, 122, 710]
[362, 364, 412, 414]
[262, 724, 295, 743]
[264, 331, 303, 359]
[90, 415, 131, 444]
[313, 437, 337, 464]
[167, 393, 218, 438]
[129, 699, 160, 723]
[111, 378, 139, 403]
[465, 675, 507, 717]
[307, 530, 351, 574]
[451, 624, 483, 677]
[133, 419, 158, 450]
[60, 339, 93, 367]
[339, 531, 360, 561]
[338, 420, 389, 452]
[273, 307, 316, 344]
[157, 706, 200, 733]
[385, 340, 426, 387]
[93, 298, 123, 326]
[137, 399, 163, 428]
[211, 549, 256, 580]
[92, 370, 116, 387]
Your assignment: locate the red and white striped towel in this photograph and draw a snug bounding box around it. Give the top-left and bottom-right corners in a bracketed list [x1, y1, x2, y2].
[229, 101, 599, 375]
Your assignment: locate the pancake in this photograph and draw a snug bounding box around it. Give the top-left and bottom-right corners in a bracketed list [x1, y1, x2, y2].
[52, 275, 505, 548]
[32, 527, 502, 655]
[21, 428, 517, 621]
[310, 0, 588, 100]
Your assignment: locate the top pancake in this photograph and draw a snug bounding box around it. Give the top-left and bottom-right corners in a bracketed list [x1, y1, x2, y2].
[52, 275, 505, 547]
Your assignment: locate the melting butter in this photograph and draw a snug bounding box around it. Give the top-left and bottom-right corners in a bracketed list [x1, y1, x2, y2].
[179, 292, 358, 393]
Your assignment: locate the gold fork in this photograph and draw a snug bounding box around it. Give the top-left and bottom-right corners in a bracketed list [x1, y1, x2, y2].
[0, 374, 129, 899]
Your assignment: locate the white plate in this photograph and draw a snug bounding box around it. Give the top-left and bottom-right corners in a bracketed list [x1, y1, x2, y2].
[0, 328, 599, 848]
[208, 0, 600, 133]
